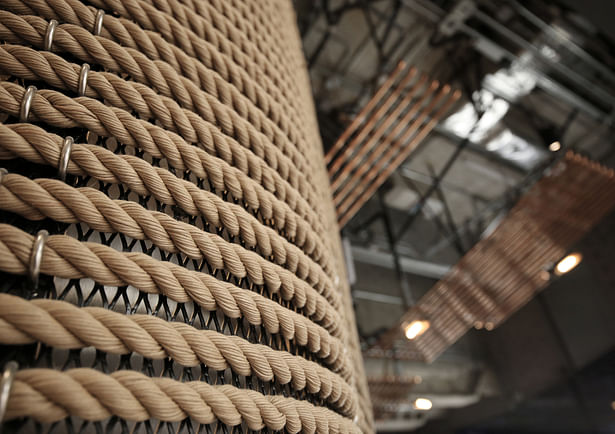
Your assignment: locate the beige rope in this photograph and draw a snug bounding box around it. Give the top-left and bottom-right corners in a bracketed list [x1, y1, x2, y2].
[0, 293, 355, 415]
[0, 0, 372, 428]
[0, 42, 322, 221]
[0, 171, 341, 309]
[0, 224, 347, 347]
[0, 123, 334, 279]
[86, 0, 313, 144]
[6, 368, 359, 433]
[78, 0, 312, 148]
[0, 8, 316, 183]
[169, 0, 301, 92]
[0, 8, 334, 255]
[0, 80, 329, 246]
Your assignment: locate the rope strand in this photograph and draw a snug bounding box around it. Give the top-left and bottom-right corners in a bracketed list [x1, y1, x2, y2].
[0, 122, 334, 279]
[6, 368, 359, 432]
[0, 293, 355, 415]
[0, 171, 340, 308]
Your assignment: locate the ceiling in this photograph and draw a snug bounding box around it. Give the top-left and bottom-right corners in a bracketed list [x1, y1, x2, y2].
[293, 0, 615, 432]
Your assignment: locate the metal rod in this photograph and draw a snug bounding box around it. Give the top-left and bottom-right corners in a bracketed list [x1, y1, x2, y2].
[332, 72, 428, 197]
[339, 89, 461, 227]
[426, 163, 466, 255]
[393, 96, 474, 239]
[325, 61, 406, 164]
[378, 190, 414, 308]
[329, 65, 416, 179]
[473, 8, 615, 110]
[336, 81, 446, 214]
[510, 0, 615, 86]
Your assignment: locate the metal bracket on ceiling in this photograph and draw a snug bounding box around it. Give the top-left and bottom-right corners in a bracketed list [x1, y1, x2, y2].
[438, 0, 475, 37]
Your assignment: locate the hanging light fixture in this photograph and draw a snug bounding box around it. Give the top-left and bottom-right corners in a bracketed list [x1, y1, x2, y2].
[404, 320, 430, 340]
[549, 141, 561, 152]
[413, 398, 433, 410]
[554, 252, 582, 275]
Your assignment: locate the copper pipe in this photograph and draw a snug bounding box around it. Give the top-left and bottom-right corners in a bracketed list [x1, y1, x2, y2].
[338, 89, 461, 226]
[421, 164, 614, 353]
[375, 155, 615, 360]
[325, 61, 407, 164]
[331, 75, 431, 198]
[330, 72, 426, 191]
[334, 83, 447, 210]
[328, 67, 418, 179]
[489, 168, 615, 324]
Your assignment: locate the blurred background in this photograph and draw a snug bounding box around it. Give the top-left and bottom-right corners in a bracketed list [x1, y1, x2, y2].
[292, 0, 615, 432]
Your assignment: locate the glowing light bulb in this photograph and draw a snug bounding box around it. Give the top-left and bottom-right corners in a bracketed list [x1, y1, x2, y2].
[549, 141, 561, 152]
[555, 253, 582, 275]
[404, 320, 430, 340]
[413, 398, 432, 410]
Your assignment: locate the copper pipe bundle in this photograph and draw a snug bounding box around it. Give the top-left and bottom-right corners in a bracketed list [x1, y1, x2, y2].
[370, 152, 615, 362]
[326, 63, 461, 227]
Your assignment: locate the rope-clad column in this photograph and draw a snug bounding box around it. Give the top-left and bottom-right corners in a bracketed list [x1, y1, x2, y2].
[0, 0, 373, 431]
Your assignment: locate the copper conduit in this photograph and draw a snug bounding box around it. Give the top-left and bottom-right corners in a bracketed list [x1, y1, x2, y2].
[325, 61, 407, 165]
[331, 76, 433, 203]
[335, 83, 448, 212]
[488, 176, 615, 324]
[328, 67, 419, 180]
[338, 89, 461, 227]
[379, 154, 615, 360]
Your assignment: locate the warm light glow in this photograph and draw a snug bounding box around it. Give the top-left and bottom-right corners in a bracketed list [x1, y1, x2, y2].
[405, 320, 430, 340]
[413, 398, 433, 410]
[549, 141, 561, 152]
[555, 253, 582, 275]
[611, 401, 615, 411]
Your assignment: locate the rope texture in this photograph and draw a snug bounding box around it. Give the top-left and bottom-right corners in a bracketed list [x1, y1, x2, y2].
[0, 293, 355, 415]
[0, 171, 341, 311]
[0, 122, 333, 277]
[0, 0, 373, 430]
[0, 224, 349, 368]
[7, 368, 359, 433]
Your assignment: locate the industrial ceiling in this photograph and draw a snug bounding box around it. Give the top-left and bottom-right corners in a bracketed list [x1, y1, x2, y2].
[294, 0, 615, 432]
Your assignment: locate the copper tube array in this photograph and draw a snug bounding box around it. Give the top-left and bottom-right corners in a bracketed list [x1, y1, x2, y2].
[369, 152, 615, 362]
[330, 69, 422, 191]
[326, 64, 460, 227]
[325, 61, 407, 166]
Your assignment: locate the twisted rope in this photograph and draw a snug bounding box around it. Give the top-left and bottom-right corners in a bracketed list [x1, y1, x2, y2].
[0, 80, 328, 247]
[0, 43, 321, 217]
[0, 293, 355, 415]
[0, 171, 340, 309]
[0, 9, 316, 183]
[166, 0, 300, 90]
[0, 123, 334, 280]
[6, 0, 312, 155]
[0, 224, 351, 378]
[0, 0, 370, 428]
[6, 368, 359, 433]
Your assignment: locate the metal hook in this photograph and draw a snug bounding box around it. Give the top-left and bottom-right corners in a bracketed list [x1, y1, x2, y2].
[19, 86, 36, 122]
[78, 63, 90, 96]
[58, 136, 74, 181]
[44, 19, 58, 51]
[93, 10, 104, 36]
[29, 229, 49, 291]
[0, 361, 18, 427]
[0, 168, 7, 184]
